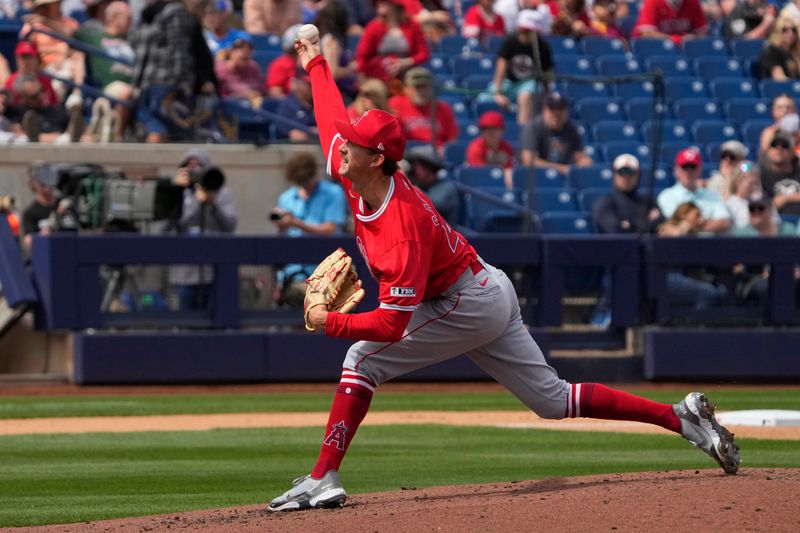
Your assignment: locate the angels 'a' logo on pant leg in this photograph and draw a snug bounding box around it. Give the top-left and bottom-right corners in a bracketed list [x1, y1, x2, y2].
[323, 420, 349, 451]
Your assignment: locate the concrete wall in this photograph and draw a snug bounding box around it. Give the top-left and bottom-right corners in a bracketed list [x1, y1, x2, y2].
[0, 143, 328, 235]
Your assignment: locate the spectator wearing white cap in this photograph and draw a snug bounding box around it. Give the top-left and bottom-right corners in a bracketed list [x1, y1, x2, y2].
[705, 140, 747, 200]
[593, 154, 664, 234]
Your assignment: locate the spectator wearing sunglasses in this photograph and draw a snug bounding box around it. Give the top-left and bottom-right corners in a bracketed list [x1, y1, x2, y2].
[724, 161, 780, 228]
[706, 140, 747, 200]
[760, 131, 800, 215]
[723, 0, 775, 40]
[657, 148, 732, 234]
[758, 14, 800, 80]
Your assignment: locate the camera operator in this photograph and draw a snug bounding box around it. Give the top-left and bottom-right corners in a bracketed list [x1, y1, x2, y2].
[21, 164, 77, 255]
[168, 152, 237, 310]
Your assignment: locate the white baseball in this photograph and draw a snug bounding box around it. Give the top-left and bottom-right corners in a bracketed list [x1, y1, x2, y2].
[297, 24, 320, 45]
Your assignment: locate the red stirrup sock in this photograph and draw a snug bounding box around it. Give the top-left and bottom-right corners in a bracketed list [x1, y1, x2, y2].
[566, 383, 682, 433]
[311, 370, 375, 479]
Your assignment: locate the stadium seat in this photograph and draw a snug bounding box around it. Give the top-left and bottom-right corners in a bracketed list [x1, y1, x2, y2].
[580, 36, 627, 57]
[710, 78, 760, 100]
[562, 80, 611, 100]
[683, 38, 729, 58]
[630, 38, 680, 60]
[436, 75, 458, 91]
[439, 35, 480, 55]
[529, 189, 578, 213]
[583, 143, 604, 162]
[450, 54, 494, 78]
[640, 165, 674, 189]
[457, 120, 482, 140]
[595, 56, 643, 76]
[665, 77, 710, 99]
[659, 141, 698, 165]
[642, 120, 692, 142]
[645, 55, 693, 77]
[574, 97, 626, 122]
[458, 166, 506, 187]
[443, 140, 471, 168]
[471, 100, 516, 121]
[730, 39, 766, 62]
[693, 57, 745, 79]
[252, 50, 282, 71]
[759, 79, 800, 100]
[577, 187, 609, 213]
[251, 33, 282, 51]
[724, 98, 771, 124]
[576, 123, 592, 144]
[673, 98, 723, 122]
[553, 56, 595, 76]
[741, 119, 772, 145]
[511, 167, 567, 189]
[603, 141, 651, 164]
[485, 35, 504, 55]
[568, 165, 614, 190]
[439, 95, 471, 120]
[461, 74, 493, 92]
[464, 187, 525, 233]
[592, 121, 641, 143]
[540, 212, 594, 234]
[427, 55, 451, 76]
[692, 120, 741, 144]
[614, 80, 656, 99]
[545, 35, 580, 55]
[625, 98, 671, 123]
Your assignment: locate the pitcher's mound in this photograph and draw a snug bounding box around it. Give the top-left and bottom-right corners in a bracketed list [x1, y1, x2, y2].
[34, 468, 800, 532]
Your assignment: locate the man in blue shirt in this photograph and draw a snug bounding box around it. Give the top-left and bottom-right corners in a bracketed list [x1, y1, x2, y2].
[657, 147, 732, 234]
[204, 0, 251, 57]
[271, 151, 348, 306]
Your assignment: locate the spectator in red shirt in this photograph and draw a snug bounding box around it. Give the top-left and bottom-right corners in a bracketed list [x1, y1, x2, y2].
[462, 0, 506, 43]
[346, 78, 389, 120]
[550, 0, 592, 37]
[215, 38, 263, 104]
[266, 24, 301, 98]
[466, 110, 516, 189]
[633, 0, 709, 43]
[355, 0, 430, 84]
[388, 66, 458, 150]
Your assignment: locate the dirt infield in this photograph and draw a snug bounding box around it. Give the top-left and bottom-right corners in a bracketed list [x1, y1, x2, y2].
[21, 468, 800, 533]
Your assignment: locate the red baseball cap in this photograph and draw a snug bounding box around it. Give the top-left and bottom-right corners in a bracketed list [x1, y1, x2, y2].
[334, 109, 406, 163]
[15, 41, 38, 57]
[478, 110, 505, 129]
[675, 147, 702, 167]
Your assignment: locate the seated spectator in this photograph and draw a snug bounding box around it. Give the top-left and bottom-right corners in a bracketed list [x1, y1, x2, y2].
[388, 67, 458, 149]
[402, 0, 455, 43]
[520, 91, 592, 173]
[80, 0, 113, 34]
[733, 196, 797, 235]
[759, 15, 800, 81]
[495, 0, 554, 33]
[589, 0, 626, 41]
[658, 201, 729, 310]
[632, 0, 708, 43]
[550, 0, 592, 38]
[315, 0, 358, 99]
[760, 131, 800, 216]
[705, 140, 747, 200]
[724, 0, 775, 40]
[73, 1, 135, 143]
[274, 68, 318, 141]
[243, 0, 302, 35]
[204, 0, 251, 58]
[593, 154, 664, 234]
[782, 0, 800, 26]
[657, 148, 732, 234]
[485, 9, 553, 125]
[355, 0, 430, 84]
[462, 0, 506, 43]
[266, 24, 301, 98]
[404, 144, 461, 225]
[466, 110, 515, 189]
[271, 152, 348, 307]
[215, 37, 263, 104]
[346, 78, 389, 120]
[725, 161, 777, 228]
[759, 93, 799, 154]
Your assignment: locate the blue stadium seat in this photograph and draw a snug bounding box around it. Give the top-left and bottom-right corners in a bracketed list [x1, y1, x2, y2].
[693, 57, 745, 79]
[504, 121, 521, 141]
[580, 36, 627, 57]
[595, 56, 643, 76]
[252, 50, 282, 71]
[741, 119, 772, 145]
[440, 95, 471, 120]
[443, 140, 471, 168]
[511, 167, 566, 189]
[461, 74, 493, 91]
[614, 80, 656, 99]
[710, 78, 760, 100]
[436, 75, 458, 91]
[645, 55, 693, 77]
[577, 187, 609, 213]
[583, 143, 604, 162]
[464, 187, 524, 233]
[545, 35, 580, 55]
[568, 165, 614, 190]
[574, 97, 626, 122]
[625, 98, 671, 123]
[450, 54, 494, 78]
[630, 38, 680, 60]
[640, 165, 675, 189]
[576, 123, 592, 144]
[439, 35, 481, 55]
[730, 39, 766, 62]
[724, 98, 771, 124]
[485, 35, 504, 55]
[683, 38, 729, 58]
[759, 79, 800, 100]
[643, 120, 692, 142]
[592, 121, 641, 143]
[603, 141, 652, 165]
[458, 120, 482, 140]
[673, 98, 723, 122]
[540, 212, 594, 234]
[427, 55, 451, 76]
[665, 77, 710, 99]
[562, 80, 611, 100]
[251, 33, 282, 51]
[458, 166, 507, 187]
[692, 120, 740, 144]
[530, 189, 578, 213]
[553, 56, 595, 76]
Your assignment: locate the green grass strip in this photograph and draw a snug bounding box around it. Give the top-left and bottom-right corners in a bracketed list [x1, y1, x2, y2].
[1, 388, 798, 419]
[1, 425, 798, 527]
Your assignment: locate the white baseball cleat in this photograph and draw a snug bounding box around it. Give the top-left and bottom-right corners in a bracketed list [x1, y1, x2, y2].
[673, 392, 741, 474]
[268, 470, 347, 512]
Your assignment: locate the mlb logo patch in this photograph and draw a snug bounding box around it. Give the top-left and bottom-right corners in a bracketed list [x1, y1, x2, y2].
[390, 287, 416, 297]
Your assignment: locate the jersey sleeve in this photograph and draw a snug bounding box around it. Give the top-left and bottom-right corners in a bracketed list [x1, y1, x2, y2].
[633, 0, 659, 35]
[306, 55, 346, 181]
[376, 240, 431, 312]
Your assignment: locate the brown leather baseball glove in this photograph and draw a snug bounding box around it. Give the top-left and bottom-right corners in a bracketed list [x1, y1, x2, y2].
[304, 248, 365, 332]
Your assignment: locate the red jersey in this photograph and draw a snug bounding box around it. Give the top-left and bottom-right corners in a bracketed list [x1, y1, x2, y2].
[266, 54, 297, 95]
[633, 0, 707, 37]
[466, 137, 515, 169]
[388, 94, 459, 147]
[462, 6, 506, 40]
[306, 55, 477, 341]
[4, 72, 59, 107]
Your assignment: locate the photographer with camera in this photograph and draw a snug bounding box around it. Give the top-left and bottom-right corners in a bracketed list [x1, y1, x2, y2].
[21, 163, 78, 255]
[271, 151, 347, 307]
[168, 148, 237, 310]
